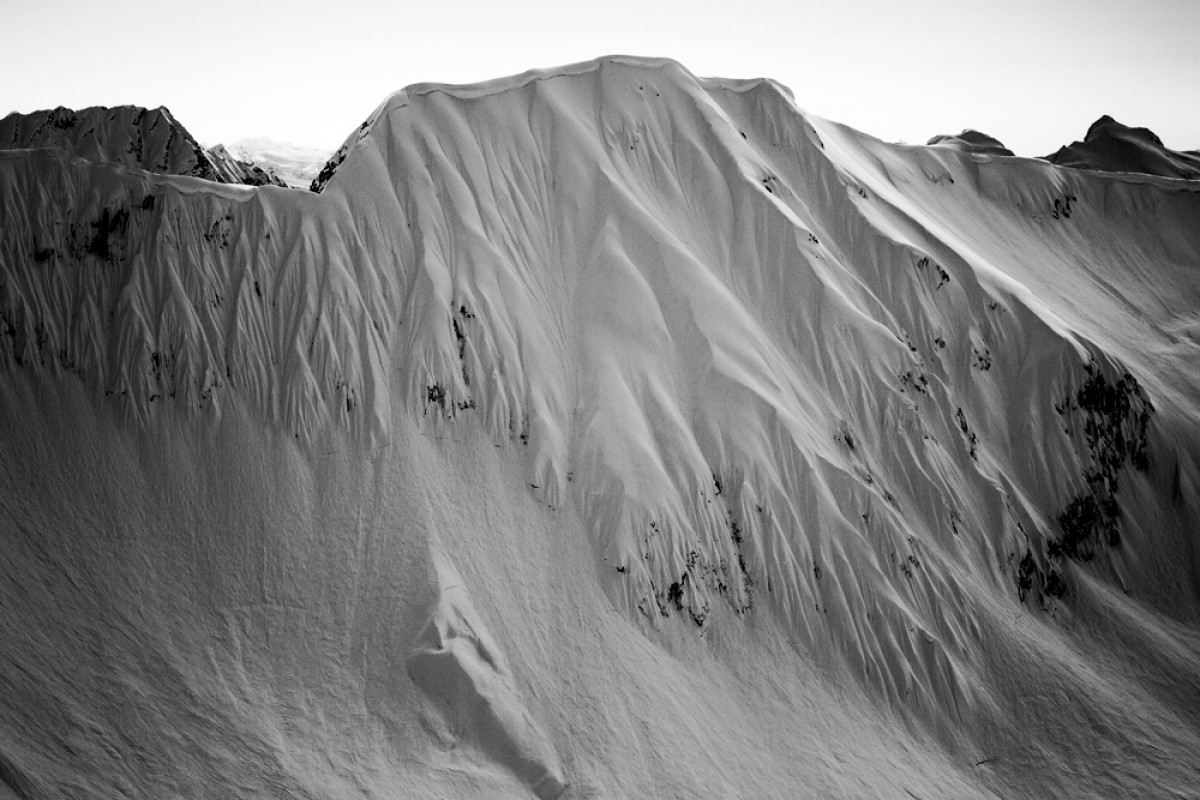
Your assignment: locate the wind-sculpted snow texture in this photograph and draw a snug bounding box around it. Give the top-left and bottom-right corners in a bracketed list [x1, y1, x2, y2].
[2, 56, 1199, 799]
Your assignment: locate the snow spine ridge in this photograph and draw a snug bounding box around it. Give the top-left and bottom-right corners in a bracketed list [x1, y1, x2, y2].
[341, 61, 990, 721]
[0, 153, 393, 445]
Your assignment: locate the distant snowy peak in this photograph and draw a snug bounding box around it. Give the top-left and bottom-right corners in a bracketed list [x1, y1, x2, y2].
[926, 129, 1014, 157]
[1044, 115, 1200, 179]
[227, 138, 331, 189]
[205, 143, 287, 187]
[0, 105, 287, 187]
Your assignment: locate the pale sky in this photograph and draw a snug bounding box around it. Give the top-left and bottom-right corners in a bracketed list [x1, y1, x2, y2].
[4, 0, 1198, 157]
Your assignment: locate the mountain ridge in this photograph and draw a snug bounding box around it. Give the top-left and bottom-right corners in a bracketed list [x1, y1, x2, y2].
[0, 104, 288, 187]
[1044, 113, 1200, 180]
[1, 55, 1199, 799]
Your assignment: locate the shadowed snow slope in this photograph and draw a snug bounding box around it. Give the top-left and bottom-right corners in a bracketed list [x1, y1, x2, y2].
[2, 56, 1199, 799]
[1045, 114, 1200, 180]
[0, 105, 287, 187]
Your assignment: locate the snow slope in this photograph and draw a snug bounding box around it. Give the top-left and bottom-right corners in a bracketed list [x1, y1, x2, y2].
[1, 56, 1199, 799]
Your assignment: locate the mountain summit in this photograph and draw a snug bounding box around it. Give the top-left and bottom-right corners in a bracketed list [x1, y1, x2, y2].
[1, 56, 1198, 799]
[0, 104, 287, 187]
[926, 129, 1014, 156]
[1044, 113, 1200, 179]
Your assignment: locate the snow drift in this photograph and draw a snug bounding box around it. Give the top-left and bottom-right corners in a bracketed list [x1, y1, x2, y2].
[2, 56, 1199, 799]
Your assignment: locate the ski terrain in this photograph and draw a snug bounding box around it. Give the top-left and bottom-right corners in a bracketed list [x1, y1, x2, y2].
[1, 56, 1199, 799]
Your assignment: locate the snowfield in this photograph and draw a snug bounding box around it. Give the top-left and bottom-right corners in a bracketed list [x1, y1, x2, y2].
[1, 56, 1198, 799]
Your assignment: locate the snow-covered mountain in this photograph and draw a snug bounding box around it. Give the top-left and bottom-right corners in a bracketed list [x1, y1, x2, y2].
[0, 105, 287, 187]
[1, 56, 1199, 799]
[1045, 114, 1200, 179]
[227, 137, 331, 189]
[926, 129, 1015, 157]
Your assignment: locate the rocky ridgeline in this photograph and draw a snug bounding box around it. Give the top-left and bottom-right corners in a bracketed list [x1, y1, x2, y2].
[0, 105, 287, 187]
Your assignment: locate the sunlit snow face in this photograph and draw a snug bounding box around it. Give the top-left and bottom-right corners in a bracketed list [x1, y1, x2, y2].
[4, 0, 1199, 156]
[3, 51, 1200, 800]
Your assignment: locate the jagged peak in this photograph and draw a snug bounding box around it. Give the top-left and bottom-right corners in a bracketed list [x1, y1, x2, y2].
[0, 104, 287, 187]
